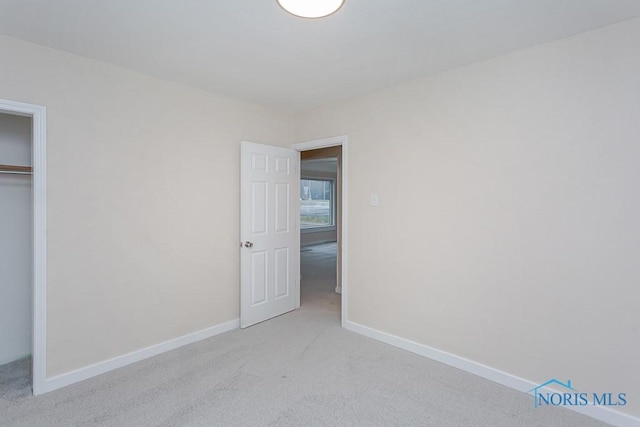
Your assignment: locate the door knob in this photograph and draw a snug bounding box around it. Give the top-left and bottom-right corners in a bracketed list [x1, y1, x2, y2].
[244, 241, 254, 248]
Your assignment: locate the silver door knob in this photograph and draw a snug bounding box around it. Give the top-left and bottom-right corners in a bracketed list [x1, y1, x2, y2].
[244, 241, 254, 248]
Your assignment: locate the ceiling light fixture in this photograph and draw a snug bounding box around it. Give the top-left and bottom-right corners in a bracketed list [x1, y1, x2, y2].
[276, 0, 345, 19]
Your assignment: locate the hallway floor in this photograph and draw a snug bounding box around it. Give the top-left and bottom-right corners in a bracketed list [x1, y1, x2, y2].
[300, 241, 339, 313]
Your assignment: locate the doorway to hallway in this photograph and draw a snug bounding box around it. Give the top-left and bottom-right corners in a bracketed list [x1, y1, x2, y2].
[300, 242, 339, 317]
[297, 143, 343, 321]
[292, 136, 348, 326]
[240, 135, 348, 329]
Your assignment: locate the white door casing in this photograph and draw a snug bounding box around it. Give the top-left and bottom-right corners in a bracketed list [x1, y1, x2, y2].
[240, 141, 300, 328]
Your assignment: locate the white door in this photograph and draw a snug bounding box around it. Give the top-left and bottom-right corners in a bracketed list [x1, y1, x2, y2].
[240, 141, 300, 328]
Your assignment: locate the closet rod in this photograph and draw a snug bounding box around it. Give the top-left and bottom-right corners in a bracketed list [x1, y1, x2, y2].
[0, 164, 33, 175]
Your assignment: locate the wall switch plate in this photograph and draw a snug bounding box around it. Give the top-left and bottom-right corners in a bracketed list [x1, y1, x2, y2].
[370, 193, 379, 207]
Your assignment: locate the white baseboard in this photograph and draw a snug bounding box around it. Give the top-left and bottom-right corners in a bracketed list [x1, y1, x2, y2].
[344, 320, 639, 427]
[335, 285, 342, 294]
[42, 319, 239, 394]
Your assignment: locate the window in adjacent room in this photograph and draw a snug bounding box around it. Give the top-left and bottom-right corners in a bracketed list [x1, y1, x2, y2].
[300, 178, 334, 228]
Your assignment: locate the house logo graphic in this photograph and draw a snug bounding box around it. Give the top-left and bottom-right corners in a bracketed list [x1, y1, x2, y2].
[527, 379, 627, 409]
[528, 379, 576, 408]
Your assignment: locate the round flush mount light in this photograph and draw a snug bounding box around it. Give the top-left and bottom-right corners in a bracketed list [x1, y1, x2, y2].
[276, 0, 345, 19]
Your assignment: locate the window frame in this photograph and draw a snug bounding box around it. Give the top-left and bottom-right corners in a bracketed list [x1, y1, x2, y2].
[299, 175, 336, 232]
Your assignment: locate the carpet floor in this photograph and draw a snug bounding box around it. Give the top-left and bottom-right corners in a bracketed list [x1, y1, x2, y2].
[0, 242, 607, 426]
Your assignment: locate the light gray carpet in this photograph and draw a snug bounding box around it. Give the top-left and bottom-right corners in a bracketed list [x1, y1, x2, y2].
[1, 242, 607, 426]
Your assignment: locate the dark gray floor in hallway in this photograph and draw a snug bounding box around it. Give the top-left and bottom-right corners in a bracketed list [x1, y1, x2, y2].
[300, 241, 339, 310]
[0, 242, 606, 426]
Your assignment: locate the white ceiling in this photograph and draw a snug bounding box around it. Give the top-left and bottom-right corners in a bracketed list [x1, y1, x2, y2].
[1, 0, 640, 112]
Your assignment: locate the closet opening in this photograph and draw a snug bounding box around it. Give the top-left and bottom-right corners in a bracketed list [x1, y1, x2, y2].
[0, 112, 33, 388]
[0, 98, 46, 395]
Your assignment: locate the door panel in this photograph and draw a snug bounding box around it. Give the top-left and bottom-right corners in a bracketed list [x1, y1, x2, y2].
[241, 141, 299, 328]
[274, 183, 289, 233]
[250, 251, 267, 306]
[274, 247, 289, 299]
[251, 182, 268, 234]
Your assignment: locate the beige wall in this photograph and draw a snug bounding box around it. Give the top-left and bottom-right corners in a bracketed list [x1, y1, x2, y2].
[0, 35, 293, 376]
[0, 113, 32, 364]
[295, 18, 640, 417]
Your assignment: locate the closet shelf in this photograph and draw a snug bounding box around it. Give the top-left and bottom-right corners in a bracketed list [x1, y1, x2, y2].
[0, 164, 33, 175]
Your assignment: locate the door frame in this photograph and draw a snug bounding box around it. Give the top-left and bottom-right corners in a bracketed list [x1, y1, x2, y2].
[0, 99, 47, 395]
[291, 135, 348, 327]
